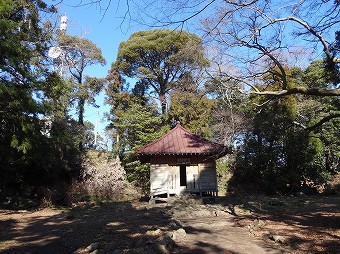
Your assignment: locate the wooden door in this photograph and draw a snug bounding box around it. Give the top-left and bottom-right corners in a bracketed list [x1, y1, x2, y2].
[186, 165, 199, 191]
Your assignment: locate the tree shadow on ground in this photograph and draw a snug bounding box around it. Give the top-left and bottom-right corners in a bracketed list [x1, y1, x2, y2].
[1, 200, 232, 254]
[216, 194, 340, 254]
[0, 201, 175, 253]
[2, 195, 339, 254]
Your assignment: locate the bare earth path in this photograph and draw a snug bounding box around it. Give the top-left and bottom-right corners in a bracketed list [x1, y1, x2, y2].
[0, 195, 339, 254]
[172, 217, 282, 254]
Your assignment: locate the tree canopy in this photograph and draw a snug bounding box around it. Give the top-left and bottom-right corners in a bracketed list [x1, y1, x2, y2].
[108, 0, 340, 126]
[0, 0, 78, 201]
[0, 0, 108, 204]
[169, 74, 216, 137]
[112, 29, 209, 115]
[57, 34, 106, 125]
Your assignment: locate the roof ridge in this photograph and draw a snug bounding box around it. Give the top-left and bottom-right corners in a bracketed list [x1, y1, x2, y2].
[136, 123, 182, 152]
[176, 123, 220, 145]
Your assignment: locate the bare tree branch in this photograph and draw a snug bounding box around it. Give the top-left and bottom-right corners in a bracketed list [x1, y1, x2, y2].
[246, 87, 340, 97]
[259, 16, 340, 64]
[294, 112, 340, 132]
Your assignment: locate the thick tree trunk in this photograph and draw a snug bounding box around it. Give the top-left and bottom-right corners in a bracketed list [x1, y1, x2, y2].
[160, 93, 166, 116]
[78, 97, 85, 151]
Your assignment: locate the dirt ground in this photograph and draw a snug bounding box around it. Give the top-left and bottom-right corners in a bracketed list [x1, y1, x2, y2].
[0, 194, 339, 254]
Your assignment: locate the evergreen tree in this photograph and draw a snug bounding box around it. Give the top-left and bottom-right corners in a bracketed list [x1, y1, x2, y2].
[169, 74, 216, 137]
[112, 93, 166, 190]
[57, 34, 106, 125]
[233, 64, 338, 193]
[106, 68, 167, 189]
[112, 29, 209, 116]
[0, 0, 79, 200]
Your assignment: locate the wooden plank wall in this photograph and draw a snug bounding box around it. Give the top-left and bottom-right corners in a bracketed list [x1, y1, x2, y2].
[150, 164, 168, 196]
[150, 162, 218, 198]
[199, 163, 218, 192]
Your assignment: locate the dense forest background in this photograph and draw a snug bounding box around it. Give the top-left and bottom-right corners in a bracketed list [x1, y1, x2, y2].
[1, 0, 339, 206]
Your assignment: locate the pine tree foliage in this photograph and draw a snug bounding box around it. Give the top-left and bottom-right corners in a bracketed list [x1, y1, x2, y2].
[112, 29, 209, 115]
[57, 34, 106, 125]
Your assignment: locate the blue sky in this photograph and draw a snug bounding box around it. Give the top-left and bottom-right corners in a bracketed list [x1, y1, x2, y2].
[45, 0, 143, 136]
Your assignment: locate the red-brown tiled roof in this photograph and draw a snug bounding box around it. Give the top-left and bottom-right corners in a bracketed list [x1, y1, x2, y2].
[137, 122, 228, 157]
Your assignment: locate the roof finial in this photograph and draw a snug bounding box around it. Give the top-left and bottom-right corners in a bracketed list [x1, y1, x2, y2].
[170, 119, 182, 129]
